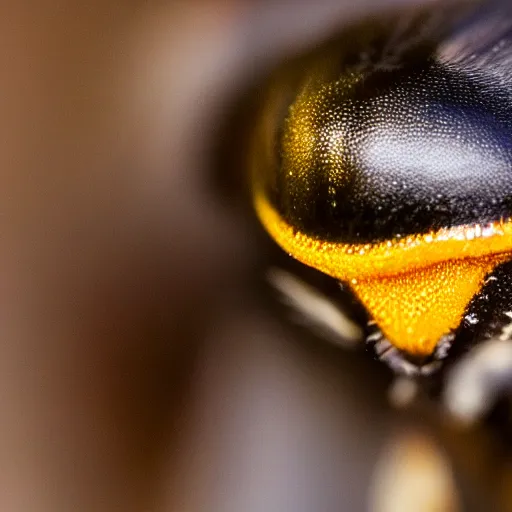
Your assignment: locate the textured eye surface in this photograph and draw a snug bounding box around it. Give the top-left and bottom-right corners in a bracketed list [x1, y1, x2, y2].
[250, 0, 512, 370]
[267, 58, 512, 244]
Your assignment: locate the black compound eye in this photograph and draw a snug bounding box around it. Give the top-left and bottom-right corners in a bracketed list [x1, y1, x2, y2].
[281, 62, 512, 243]
[250, 0, 512, 365]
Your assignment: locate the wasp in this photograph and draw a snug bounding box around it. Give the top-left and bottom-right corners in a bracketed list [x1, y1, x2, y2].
[249, 0, 512, 390]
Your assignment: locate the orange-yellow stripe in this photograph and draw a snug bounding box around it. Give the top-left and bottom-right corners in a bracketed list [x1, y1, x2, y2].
[254, 189, 512, 281]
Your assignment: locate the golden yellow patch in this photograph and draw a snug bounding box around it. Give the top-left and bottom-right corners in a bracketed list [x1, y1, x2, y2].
[254, 189, 512, 356]
[352, 257, 507, 356]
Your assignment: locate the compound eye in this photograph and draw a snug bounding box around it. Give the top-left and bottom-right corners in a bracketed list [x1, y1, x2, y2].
[251, 5, 512, 358]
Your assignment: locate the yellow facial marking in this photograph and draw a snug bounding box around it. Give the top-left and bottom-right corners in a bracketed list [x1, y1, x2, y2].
[255, 190, 512, 281]
[254, 189, 512, 356]
[352, 257, 507, 356]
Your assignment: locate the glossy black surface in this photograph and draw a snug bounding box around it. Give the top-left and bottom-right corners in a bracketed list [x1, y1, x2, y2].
[256, 1, 512, 243]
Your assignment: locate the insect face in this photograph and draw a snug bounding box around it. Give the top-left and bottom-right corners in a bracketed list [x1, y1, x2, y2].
[250, 1, 512, 367]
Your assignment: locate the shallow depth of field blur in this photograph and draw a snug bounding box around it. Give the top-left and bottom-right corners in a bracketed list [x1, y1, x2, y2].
[0, 1, 506, 511]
